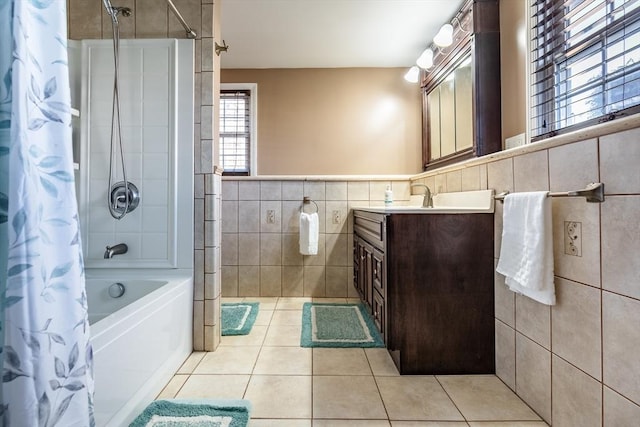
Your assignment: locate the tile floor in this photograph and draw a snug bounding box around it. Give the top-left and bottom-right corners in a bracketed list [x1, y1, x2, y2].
[158, 297, 549, 426]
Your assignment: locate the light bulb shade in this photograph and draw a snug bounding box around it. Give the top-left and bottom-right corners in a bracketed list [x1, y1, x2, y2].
[416, 48, 434, 69]
[434, 23, 454, 47]
[404, 66, 420, 83]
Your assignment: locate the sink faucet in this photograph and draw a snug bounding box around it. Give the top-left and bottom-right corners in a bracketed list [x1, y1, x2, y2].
[411, 184, 433, 208]
[104, 243, 128, 259]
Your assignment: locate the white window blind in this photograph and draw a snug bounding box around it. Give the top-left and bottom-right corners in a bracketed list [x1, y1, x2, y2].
[220, 90, 251, 174]
[530, 0, 640, 140]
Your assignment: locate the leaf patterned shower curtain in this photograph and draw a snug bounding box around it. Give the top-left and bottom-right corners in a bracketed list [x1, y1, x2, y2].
[0, 0, 94, 426]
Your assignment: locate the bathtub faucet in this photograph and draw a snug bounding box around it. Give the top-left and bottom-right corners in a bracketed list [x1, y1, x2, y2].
[104, 243, 128, 259]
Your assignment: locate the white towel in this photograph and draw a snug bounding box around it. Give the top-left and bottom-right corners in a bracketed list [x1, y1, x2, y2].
[299, 212, 319, 255]
[496, 192, 556, 305]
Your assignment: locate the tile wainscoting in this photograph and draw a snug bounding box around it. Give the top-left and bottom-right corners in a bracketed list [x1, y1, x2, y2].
[411, 126, 640, 425]
[220, 178, 412, 298]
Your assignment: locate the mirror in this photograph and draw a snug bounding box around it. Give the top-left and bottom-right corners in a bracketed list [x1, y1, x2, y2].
[427, 56, 473, 161]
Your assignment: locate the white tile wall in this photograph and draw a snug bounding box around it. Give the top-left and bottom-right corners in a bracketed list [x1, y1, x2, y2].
[79, 40, 191, 269]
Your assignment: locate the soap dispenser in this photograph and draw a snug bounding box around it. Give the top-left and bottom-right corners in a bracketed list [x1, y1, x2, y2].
[384, 185, 393, 206]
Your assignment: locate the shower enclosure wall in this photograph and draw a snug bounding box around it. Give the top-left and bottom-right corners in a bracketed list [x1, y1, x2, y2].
[76, 39, 193, 269]
[69, 38, 194, 426]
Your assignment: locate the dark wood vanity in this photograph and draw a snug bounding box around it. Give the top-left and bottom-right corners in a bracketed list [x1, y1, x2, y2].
[353, 209, 495, 375]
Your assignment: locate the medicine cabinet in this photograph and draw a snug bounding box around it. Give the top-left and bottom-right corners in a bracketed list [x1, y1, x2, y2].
[422, 0, 501, 170]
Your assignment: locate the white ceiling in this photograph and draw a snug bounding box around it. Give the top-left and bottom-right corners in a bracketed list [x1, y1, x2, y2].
[220, 0, 465, 69]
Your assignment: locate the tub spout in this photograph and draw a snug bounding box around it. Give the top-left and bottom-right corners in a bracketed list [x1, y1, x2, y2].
[104, 243, 128, 259]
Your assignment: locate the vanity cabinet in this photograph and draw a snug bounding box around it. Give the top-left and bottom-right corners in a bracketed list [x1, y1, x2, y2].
[353, 209, 495, 375]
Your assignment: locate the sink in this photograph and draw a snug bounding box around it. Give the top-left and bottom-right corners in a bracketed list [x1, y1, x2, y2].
[354, 189, 495, 214]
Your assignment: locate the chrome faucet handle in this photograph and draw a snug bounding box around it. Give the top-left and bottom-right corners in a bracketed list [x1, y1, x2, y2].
[113, 193, 127, 210]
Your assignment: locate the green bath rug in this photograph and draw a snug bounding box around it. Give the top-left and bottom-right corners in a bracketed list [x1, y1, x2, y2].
[301, 303, 384, 348]
[129, 399, 251, 427]
[221, 302, 259, 336]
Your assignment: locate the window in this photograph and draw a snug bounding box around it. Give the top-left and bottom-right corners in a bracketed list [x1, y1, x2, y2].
[530, 0, 640, 141]
[220, 84, 257, 175]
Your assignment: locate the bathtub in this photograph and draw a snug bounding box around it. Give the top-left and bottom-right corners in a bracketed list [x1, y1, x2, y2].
[86, 269, 193, 427]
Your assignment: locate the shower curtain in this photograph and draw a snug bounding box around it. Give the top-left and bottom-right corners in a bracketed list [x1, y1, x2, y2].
[0, 0, 94, 426]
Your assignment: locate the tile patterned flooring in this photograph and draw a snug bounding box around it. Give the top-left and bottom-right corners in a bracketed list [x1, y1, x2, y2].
[158, 297, 549, 426]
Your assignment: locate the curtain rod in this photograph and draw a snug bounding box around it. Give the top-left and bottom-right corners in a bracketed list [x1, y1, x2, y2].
[166, 0, 197, 39]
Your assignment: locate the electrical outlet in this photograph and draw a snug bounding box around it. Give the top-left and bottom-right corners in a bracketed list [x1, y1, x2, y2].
[505, 133, 526, 149]
[266, 210, 275, 224]
[332, 210, 341, 224]
[564, 221, 582, 257]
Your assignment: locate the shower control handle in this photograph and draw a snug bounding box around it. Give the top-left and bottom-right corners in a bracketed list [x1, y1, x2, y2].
[109, 181, 140, 216]
[113, 194, 126, 210]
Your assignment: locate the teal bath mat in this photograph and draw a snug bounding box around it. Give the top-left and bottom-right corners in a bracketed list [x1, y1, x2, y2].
[221, 302, 259, 336]
[301, 303, 384, 348]
[129, 399, 251, 427]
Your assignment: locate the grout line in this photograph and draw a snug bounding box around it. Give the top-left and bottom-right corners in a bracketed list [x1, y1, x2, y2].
[597, 131, 605, 427]
[433, 375, 467, 422]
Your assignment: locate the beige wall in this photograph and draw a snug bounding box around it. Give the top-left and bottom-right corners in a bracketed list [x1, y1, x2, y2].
[499, 0, 528, 141]
[221, 68, 423, 175]
[67, 0, 223, 352]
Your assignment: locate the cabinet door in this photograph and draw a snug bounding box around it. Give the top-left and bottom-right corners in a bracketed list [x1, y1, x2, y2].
[354, 237, 370, 304]
[372, 290, 385, 339]
[372, 248, 385, 296]
[363, 243, 374, 310]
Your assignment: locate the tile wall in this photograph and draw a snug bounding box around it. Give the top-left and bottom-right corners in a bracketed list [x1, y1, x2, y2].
[67, 0, 222, 351]
[412, 127, 640, 425]
[83, 41, 173, 266]
[220, 179, 411, 297]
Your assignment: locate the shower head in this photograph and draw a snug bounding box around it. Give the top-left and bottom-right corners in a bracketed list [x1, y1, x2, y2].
[101, 0, 132, 22]
[113, 6, 132, 17]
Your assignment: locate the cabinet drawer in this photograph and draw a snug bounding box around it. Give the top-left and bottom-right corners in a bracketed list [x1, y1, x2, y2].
[372, 290, 385, 339]
[353, 210, 385, 249]
[372, 248, 385, 295]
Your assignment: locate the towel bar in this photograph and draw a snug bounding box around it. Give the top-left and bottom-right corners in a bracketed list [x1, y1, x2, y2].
[495, 182, 604, 203]
[300, 196, 319, 213]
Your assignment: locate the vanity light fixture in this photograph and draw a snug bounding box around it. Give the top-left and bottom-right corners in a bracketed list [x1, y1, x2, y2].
[433, 23, 454, 47]
[405, 10, 471, 81]
[416, 48, 434, 69]
[404, 66, 420, 83]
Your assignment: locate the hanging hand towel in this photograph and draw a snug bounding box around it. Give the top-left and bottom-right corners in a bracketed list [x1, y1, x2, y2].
[496, 192, 556, 305]
[299, 212, 319, 255]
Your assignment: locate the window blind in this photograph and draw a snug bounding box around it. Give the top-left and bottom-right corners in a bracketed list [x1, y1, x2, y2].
[530, 0, 640, 140]
[220, 90, 251, 174]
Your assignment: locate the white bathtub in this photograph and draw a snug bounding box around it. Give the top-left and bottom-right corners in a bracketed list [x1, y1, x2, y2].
[86, 269, 193, 427]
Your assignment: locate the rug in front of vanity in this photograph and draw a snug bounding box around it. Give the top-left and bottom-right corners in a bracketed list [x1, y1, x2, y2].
[129, 399, 251, 427]
[300, 303, 384, 348]
[221, 302, 259, 336]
